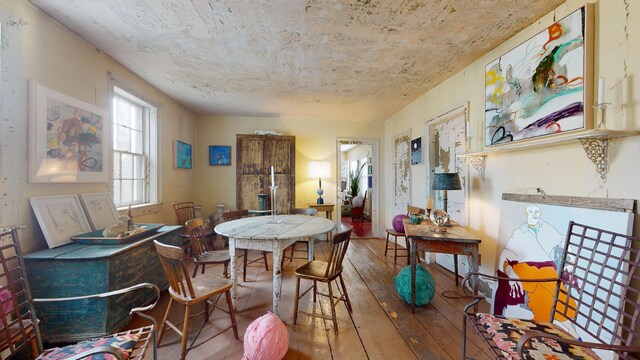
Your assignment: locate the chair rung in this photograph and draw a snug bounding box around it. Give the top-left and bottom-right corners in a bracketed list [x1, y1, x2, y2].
[187, 325, 234, 352]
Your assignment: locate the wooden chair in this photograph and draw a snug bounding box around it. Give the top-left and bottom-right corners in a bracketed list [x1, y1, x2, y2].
[173, 201, 214, 251]
[293, 226, 353, 334]
[281, 208, 318, 267]
[186, 218, 231, 278]
[0, 228, 159, 360]
[384, 205, 426, 265]
[154, 240, 238, 360]
[219, 209, 269, 282]
[462, 221, 640, 359]
[350, 190, 367, 222]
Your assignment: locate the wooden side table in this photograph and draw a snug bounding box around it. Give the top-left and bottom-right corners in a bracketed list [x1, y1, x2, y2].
[308, 203, 335, 220]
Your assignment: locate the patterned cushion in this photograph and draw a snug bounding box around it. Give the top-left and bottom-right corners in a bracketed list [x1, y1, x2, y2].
[476, 313, 601, 360]
[39, 333, 140, 360]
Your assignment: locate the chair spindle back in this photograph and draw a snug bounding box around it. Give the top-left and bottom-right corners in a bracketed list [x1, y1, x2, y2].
[324, 227, 353, 279]
[173, 201, 196, 234]
[220, 209, 249, 222]
[153, 240, 196, 299]
[186, 218, 209, 257]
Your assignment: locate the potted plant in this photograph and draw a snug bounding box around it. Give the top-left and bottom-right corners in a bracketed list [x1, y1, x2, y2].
[349, 163, 366, 199]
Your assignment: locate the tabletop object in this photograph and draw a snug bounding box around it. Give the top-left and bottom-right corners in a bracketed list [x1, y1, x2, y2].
[215, 215, 335, 316]
[403, 219, 480, 312]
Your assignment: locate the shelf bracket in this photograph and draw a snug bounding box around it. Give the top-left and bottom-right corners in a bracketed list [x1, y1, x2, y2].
[465, 155, 486, 181]
[578, 138, 607, 181]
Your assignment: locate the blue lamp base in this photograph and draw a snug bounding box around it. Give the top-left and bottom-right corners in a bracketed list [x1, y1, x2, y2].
[316, 188, 324, 204]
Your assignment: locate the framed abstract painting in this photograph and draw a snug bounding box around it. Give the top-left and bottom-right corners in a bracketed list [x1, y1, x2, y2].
[174, 140, 192, 169]
[484, 5, 594, 146]
[209, 145, 231, 166]
[28, 80, 109, 183]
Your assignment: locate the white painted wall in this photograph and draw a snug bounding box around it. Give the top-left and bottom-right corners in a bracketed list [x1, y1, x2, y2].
[0, 1, 197, 253]
[383, 0, 640, 274]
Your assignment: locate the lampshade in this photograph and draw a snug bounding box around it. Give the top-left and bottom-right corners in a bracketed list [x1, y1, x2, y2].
[432, 172, 461, 190]
[308, 161, 331, 178]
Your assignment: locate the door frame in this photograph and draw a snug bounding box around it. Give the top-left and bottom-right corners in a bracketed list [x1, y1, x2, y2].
[336, 138, 380, 237]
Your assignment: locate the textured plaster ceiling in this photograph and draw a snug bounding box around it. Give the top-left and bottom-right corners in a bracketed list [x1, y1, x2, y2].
[29, 0, 566, 122]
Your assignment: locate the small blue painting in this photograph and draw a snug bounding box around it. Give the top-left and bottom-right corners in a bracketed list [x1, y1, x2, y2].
[411, 137, 422, 165]
[175, 140, 192, 169]
[209, 145, 231, 166]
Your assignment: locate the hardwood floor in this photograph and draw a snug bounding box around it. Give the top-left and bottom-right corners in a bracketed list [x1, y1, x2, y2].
[340, 216, 373, 238]
[136, 238, 492, 359]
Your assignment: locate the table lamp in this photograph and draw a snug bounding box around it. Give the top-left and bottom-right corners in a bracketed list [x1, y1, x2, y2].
[431, 172, 461, 226]
[308, 161, 330, 204]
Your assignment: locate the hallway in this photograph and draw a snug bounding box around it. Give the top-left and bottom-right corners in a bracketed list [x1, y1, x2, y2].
[341, 215, 373, 238]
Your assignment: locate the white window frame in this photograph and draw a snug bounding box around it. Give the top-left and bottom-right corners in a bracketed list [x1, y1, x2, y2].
[110, 82, 160, 212]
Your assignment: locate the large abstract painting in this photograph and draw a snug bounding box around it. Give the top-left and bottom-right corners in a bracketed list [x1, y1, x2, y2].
[485, 5, 593, 146]
[393, 131, 411, 215]
[492, 193, 633, 359]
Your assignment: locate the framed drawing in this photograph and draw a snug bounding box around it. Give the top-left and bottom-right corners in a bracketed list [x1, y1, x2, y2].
[174, 140, 192, 169]
[410, 137, 422, 165]
[209, 145, 231, 166]
[78, 192, 119, 230]
[484, 5, 594, 146]
[28, 80, 109, 183]
[29, 195, 92, 248]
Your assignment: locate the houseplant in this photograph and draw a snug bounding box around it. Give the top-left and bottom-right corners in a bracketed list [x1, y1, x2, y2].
[350, 163, 366, 198]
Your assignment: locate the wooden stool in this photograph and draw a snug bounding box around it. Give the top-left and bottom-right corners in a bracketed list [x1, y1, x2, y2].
[384, 229, 410, 265]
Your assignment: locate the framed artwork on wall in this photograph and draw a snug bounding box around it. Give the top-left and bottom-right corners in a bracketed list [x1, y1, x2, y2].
[410, 137, 422, 165]
[29, 195, 92, 248]
[28, 80, 109, 183]
[174, 140, 192, 169]
[209, 145, 231, 166]
[78, 192, 119, 230]
[484, 4, 594, 146]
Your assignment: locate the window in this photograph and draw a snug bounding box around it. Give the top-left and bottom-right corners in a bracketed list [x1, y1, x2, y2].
[111, 86, 158, 207]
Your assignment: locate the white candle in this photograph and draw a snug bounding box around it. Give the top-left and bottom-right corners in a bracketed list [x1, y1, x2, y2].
[598, 76, 605, 104]
[270, 166, 275, 186]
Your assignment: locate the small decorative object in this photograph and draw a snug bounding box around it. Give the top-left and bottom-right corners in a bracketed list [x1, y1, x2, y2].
[432, 172, 461, 226]
[394, 265, 435, 306]
[127, 204, 134, 230]
[254, 130, 284, 136]
[209, 145, 231, 166]
[352, 195, 364, 207]
[411, 137, 422, 165]
[211, 203, 228, 226]
[392, 214, 409, 233]
[257, 194, 268, 211]
[409, 214, 423, 225]
[242, 312, 289, 360]
[174, 140, 192, 169]
[430, 208, 450, 227]
[102, 215, 130, 237]
[308, 161, 330, 204]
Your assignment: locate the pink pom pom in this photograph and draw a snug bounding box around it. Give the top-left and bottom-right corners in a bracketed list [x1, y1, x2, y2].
[242, 312, 289, 360]
[392, 214, 409, 233]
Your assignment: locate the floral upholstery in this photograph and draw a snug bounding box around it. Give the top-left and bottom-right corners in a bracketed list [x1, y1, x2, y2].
[39, 333, 140, 360]
[476, 313, 601, 360]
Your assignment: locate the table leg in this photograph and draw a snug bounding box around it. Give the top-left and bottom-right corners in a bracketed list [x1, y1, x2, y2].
[308, 237, 314, 261]
[272, 244, 283, 315]
[410, 237, 416, 313]
[229, 238, 237, 309]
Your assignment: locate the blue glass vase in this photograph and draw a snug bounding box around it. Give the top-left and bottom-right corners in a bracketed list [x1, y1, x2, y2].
[258, 193, 268, 211]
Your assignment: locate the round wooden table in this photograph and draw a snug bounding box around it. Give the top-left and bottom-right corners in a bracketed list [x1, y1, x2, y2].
[215, 214, 335, 316]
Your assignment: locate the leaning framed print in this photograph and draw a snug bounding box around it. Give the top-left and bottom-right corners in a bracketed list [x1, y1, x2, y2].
[78, 192, 119, 231]
[29, 194, 92, 248]
[28, 80, 109, 183]
[484, 4, 594, 146]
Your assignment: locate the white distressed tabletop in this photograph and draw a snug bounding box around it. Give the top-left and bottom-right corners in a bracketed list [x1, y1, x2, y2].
[214, 214, 335, 316]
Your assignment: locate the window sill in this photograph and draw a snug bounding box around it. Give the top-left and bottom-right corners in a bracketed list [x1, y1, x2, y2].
[117, 202, 163, 218]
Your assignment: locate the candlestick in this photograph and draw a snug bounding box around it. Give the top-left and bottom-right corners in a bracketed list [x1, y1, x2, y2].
[597, 76, 605, 104]
[270, 166, 275, 187]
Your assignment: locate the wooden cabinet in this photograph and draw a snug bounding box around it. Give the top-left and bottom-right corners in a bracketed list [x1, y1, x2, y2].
[236, 134, 295, 214]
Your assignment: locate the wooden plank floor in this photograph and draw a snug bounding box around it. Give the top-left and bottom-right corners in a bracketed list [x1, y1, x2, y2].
[136, 238, 493, 359]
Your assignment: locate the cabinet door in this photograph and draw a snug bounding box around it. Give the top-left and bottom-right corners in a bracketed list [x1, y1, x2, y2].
[264, 136, 295, 214]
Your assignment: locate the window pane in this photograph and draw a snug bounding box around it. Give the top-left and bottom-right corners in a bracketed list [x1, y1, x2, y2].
[113, 152, 121, 178]
[131, 129, 143, 154]
[114, 124, 131, 151]
[117, 98, 130, 128]
[122, 153, 133, 179]
[134, 155, 145, 179]
[112, 180, 121, 205]
[121, 179, 132, 205]
[133, 179, 144, 204]
[130, 105, 142, 131]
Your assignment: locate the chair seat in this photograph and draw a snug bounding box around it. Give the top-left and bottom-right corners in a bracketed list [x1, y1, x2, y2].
[197, 250, 231, 263]
[385, 228, 404, 237]
[474, 313, 601, 359]
[39, 333, 140, 360]
[169, 274, 232, 304]
[295, 260, 337, 281]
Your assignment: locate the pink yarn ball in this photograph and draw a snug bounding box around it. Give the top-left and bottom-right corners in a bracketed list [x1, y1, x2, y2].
[392, 214, 409, 232]
[242, 312, 289, 360]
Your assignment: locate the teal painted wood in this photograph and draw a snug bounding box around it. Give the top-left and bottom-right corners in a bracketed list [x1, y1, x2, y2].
[23, 225, 181, 344]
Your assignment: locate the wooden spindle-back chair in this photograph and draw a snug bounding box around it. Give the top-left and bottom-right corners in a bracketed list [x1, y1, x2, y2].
[185, 218, 230, 278]
[281, 208, 318, 266]
[154, 240, 238, 360]
[293, 226, 353, 333]
[218, 210, 269, 282]
[384, 205, 426, 265]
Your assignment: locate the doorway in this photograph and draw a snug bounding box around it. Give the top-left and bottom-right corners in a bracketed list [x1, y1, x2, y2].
[336, 139, 378, 238]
